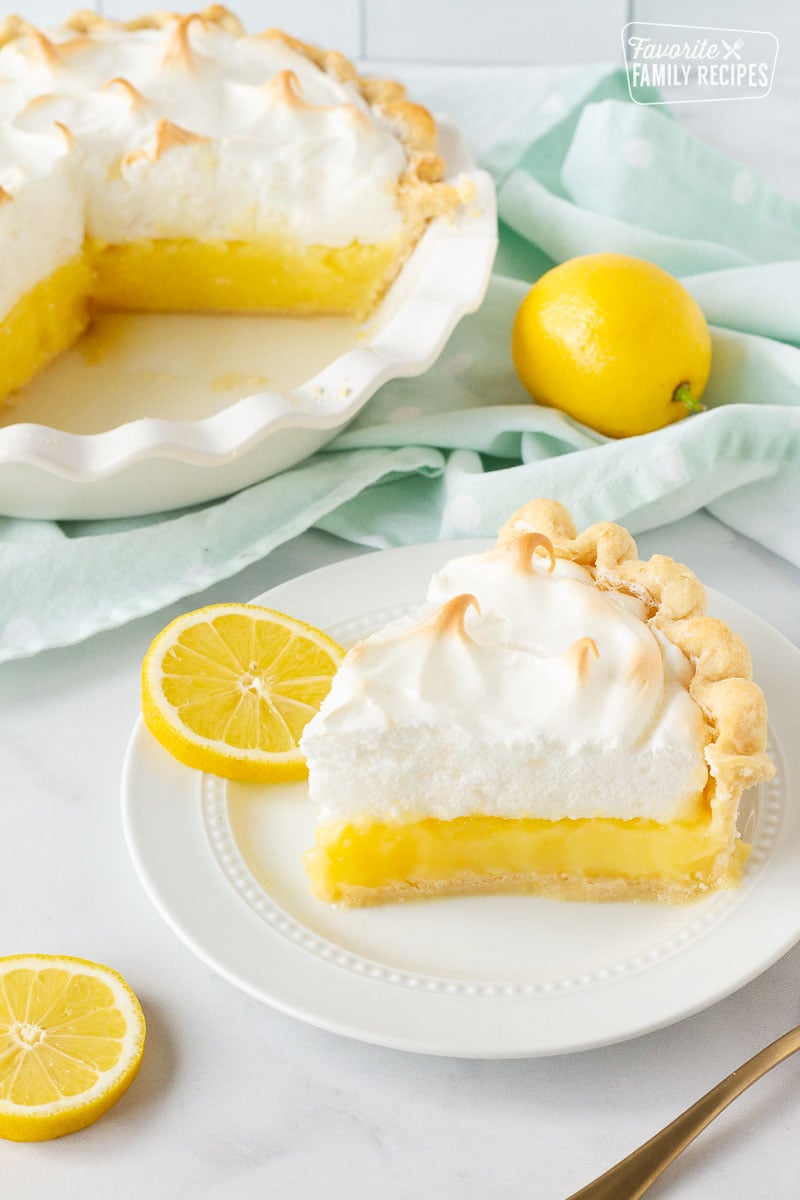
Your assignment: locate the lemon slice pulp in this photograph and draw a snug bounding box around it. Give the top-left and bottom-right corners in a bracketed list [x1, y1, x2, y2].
[0, 955, 146, 1142]
[141, 603, 344, 781]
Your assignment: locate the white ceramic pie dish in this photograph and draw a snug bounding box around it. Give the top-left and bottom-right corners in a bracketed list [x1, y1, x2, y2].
[0, 118, 496, 521]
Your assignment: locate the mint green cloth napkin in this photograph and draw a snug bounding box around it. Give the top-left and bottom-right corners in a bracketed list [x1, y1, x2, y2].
[2, 66, 800, 663]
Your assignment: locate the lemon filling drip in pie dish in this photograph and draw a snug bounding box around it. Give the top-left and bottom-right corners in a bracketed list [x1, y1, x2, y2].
[0, 6, 469, 402]
[301, 499, 775, 906]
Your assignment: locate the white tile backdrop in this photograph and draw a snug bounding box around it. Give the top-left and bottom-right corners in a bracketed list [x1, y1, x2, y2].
[8, 1, 796, 66]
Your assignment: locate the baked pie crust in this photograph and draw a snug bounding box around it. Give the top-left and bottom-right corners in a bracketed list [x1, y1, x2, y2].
[302, 499, 775, 906]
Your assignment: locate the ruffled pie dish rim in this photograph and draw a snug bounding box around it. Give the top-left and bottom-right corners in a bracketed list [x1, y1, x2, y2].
[0, 8, 497, 491]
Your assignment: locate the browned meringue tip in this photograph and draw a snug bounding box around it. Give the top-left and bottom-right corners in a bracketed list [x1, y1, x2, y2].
[19, 91, 57, 113]
[64, 9, 109, 35]
[53, 120, 74, 148]
[26, 29, 90, 68]
[625, 642, 661, 689]
[162, 12, 207, 68]
[262, 70, 370, 128]
[420, 593, 480, 640]
[200, 4, 244, 35]
[262, 68, 303, 105]
[0, 185, 12, 205]
[564, 636, 599, 677]
[123, 117, 209, 166]
[27, 29, 60, 68]
[57, 34, 92, 57]
[103, 76, 146, 108]
[503, 532, 557, 576]
[0, 15, 33, 49]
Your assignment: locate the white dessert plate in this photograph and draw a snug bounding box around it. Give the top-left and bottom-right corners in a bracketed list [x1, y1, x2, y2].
[121, 541, 800, 1058]
[0, 119, 496, 521]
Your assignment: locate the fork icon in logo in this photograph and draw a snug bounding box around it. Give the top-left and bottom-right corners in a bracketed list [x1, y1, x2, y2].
[722, 37, 745, 59]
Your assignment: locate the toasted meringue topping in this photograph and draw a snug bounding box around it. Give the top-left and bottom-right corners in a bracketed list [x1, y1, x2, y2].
[162, 14, 207, 69]
[123, 117, 209, 166]
[53, 119, 74, 147]
[0, 184, 11, 203]
[103, 77, 146, 108]
[565, 636, 600, 677]
[150, 116, 208, 158]
[301, 541, 711, 825]
[262, 69, 370, 128]
[0, 16, 32, 49]
[55, 35, 93, 58]
[262, 68, 304, 106]
[202, 5, 245, 36]
[19, 92, 57, 112]
[64, 10, 107, 36]
[625, 640, 663, 688]
[28, 30, 60, 69]
[502, 532, 556, 575]
[419, 593, 479, 639]
[0, 9, 457, 313]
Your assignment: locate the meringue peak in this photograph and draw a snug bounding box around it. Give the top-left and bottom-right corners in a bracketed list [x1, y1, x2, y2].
[53, 120, 74, 148]
[123, 118, 209, 167]
[564, 636, 599, 678]
[262, 70, 371, 128]
[103, 77, 147, 109]
[27, 30, 90, 69]
[501, 532, 556, 576]
[420, 593, 480, 640]
[27, 30, 60, 69]
[262, 68, 306, 107]
[162, 13, 207, 69]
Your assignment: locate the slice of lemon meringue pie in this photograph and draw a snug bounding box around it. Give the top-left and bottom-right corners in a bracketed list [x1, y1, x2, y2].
[0, 6, 469, 402]
[301, 499, 774, 906]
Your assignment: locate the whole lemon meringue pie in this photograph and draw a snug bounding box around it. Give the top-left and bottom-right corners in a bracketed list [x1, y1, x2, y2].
[0, 6, 468, 403]
[301, 499, 775, 906]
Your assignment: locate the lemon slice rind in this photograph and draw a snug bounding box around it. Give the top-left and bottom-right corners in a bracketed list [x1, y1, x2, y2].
[0, 955, 146, 1142]
[141, 603, 344, 782]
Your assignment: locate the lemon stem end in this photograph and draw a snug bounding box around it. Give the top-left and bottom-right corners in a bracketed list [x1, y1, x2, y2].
[673, 382, 705, 414]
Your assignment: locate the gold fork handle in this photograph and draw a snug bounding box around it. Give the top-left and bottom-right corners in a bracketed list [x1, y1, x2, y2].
[566, 1024, 800, 1200]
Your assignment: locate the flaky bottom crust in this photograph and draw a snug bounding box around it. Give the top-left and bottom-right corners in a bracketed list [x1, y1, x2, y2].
[319, 854, 746, 908]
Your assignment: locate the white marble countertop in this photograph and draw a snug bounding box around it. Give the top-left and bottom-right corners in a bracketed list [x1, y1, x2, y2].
[2, 510, 800, 1200]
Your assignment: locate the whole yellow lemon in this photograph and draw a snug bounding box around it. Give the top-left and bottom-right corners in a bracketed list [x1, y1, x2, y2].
[511, 253, 712, 438]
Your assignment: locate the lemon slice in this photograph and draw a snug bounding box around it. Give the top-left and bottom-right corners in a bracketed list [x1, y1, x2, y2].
[142, 602, 344, 782]
[0, 955, 146, 1142]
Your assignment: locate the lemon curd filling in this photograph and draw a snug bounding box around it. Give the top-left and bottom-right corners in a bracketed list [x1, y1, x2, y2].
[0, 234, 402, 402]
[305, 810, 749, 905]
[0, 257, 92, 403]
[88, 236, 403, 318]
